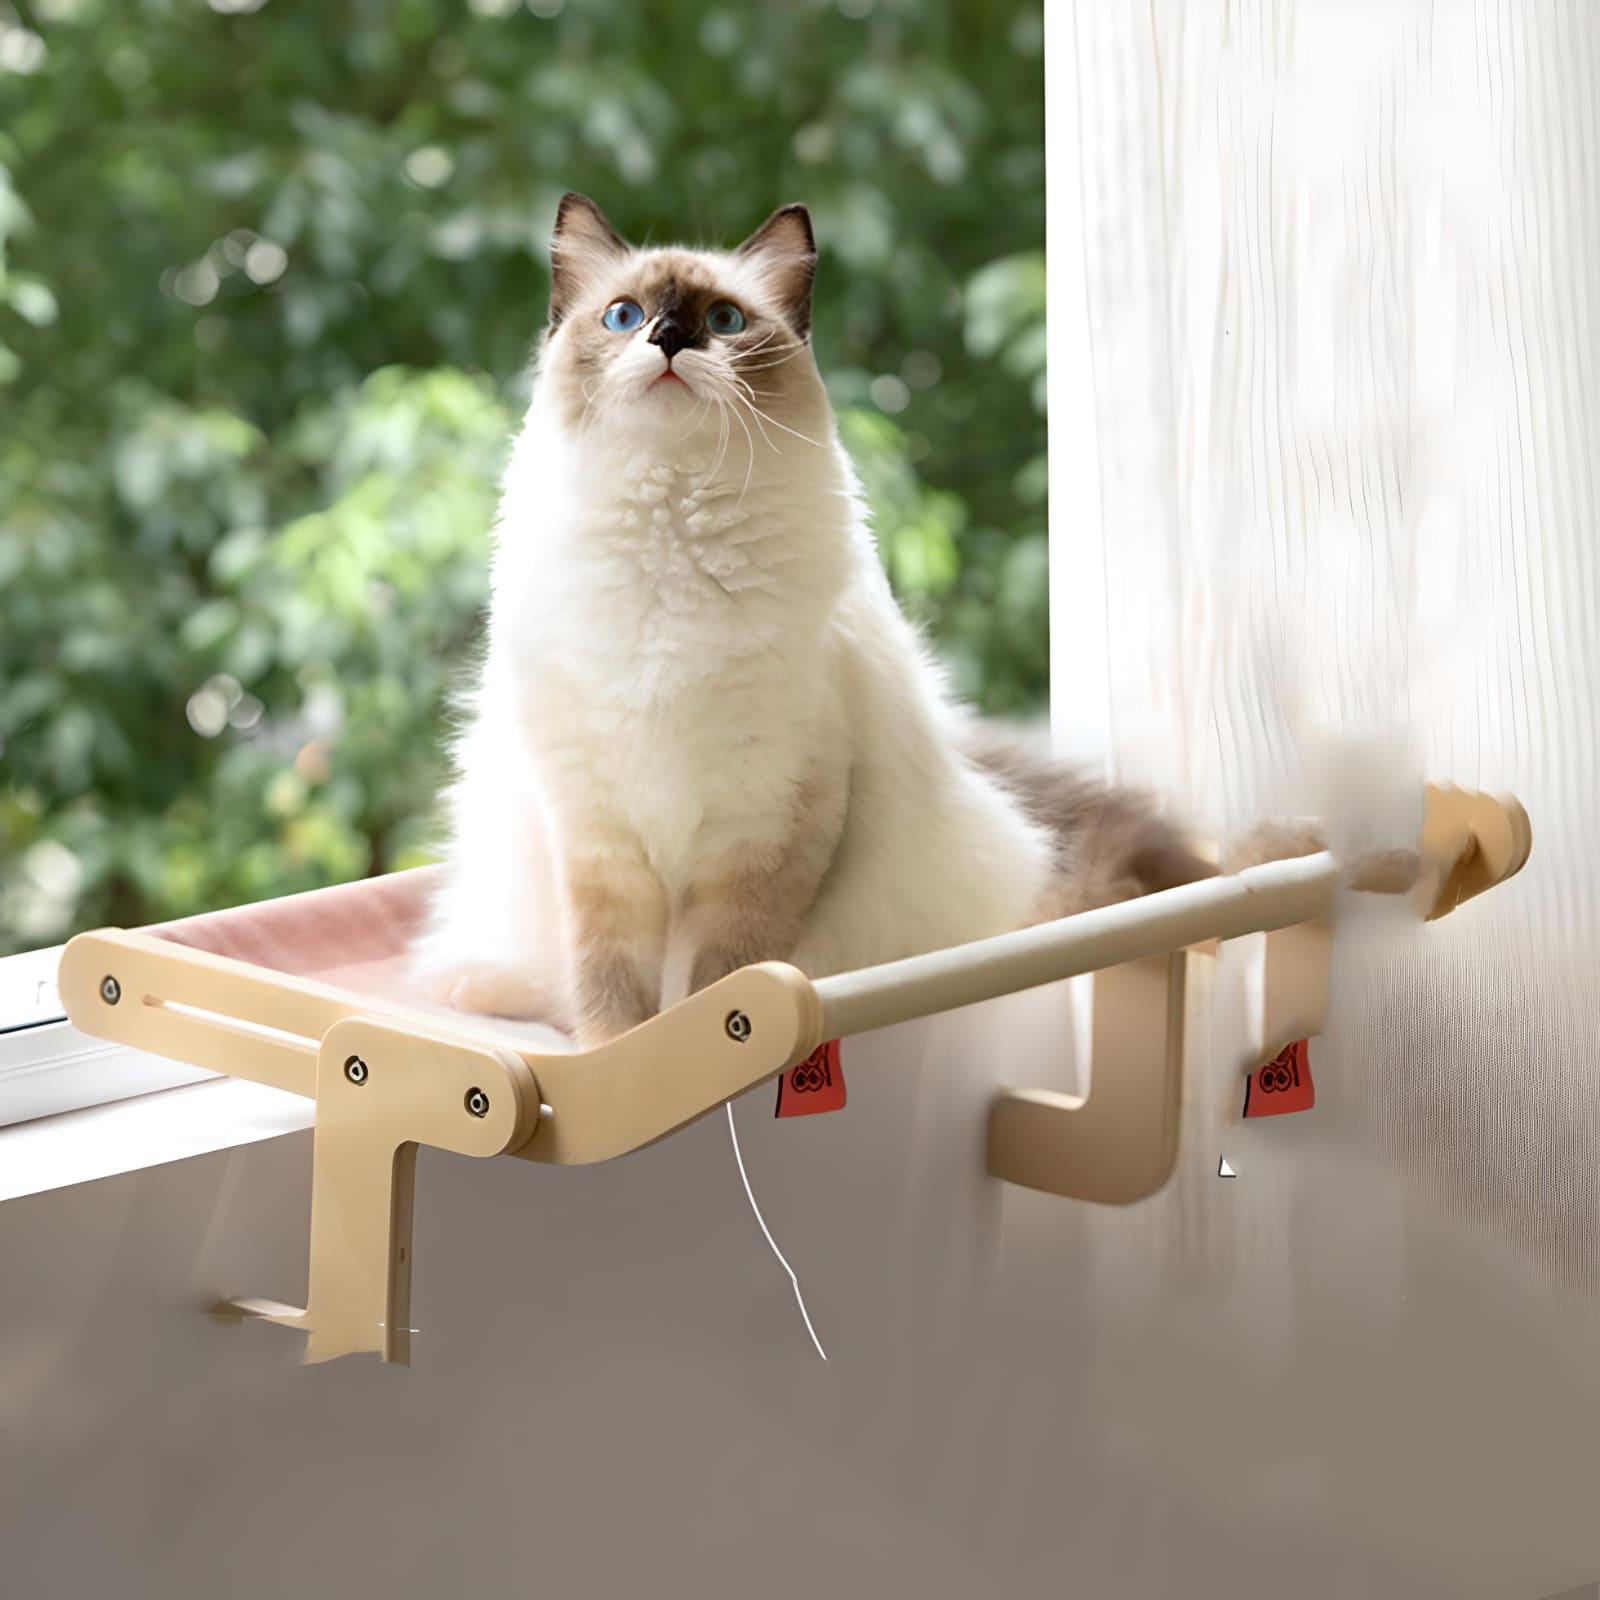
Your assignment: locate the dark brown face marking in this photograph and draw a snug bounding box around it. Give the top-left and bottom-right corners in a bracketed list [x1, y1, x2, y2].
[625, 263, 740, 337]
[646, 280, 708, 358]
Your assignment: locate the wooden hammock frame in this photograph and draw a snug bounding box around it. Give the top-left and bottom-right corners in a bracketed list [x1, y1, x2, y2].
[56, 783, 1530, 1366]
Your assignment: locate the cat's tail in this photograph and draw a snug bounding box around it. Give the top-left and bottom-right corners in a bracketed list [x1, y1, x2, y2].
[1217, 818, 1420, 893]
[957, 720, 1420, 921]
[956, 720, 1216, 918]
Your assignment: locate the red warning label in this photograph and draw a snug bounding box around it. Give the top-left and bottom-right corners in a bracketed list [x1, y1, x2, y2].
[775, 1040, 846, 1117]
[1243, 1038, 1315, 1118]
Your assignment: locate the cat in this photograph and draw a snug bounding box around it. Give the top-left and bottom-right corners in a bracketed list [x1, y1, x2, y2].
[411, 195, 1400, 1048]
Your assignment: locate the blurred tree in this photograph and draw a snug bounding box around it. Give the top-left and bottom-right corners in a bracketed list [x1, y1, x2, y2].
[0, 0, 1044, 952]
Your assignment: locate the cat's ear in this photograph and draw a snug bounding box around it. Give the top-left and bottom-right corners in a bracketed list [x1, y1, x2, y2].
[549, 192, 629, 328]
[736, 203, 816, 338]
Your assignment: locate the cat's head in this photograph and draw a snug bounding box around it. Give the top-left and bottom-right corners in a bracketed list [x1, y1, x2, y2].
[540, 193, 826, 447]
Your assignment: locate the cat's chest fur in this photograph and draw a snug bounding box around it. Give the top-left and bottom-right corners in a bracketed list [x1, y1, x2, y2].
[496, 454, 850, 878]
[511, 457, 844, 710]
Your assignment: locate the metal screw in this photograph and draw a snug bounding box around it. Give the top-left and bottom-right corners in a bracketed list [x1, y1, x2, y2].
[464, 1086, 490, 1119]
[725, 1010, 752, 1044]
[99, 975, 121, 1006]
[344, 1055, 369, 1086]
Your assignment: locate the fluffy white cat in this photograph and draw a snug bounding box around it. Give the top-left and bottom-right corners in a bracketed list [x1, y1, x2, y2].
[413, 196, 1238, 1047]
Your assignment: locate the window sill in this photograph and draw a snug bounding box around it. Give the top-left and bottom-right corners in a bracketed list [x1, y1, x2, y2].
[1, 935, 315, 1200]
[2, 942, 233, 1129]
[0, 1071, 314, 1204]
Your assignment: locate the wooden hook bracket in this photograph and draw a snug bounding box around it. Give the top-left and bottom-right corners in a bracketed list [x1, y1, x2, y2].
[1417, 783, 1532, 920]
[986, 952, 1189, 1205]
[211, 1016, 540, 1365]
[983, 785, 1531, 1205]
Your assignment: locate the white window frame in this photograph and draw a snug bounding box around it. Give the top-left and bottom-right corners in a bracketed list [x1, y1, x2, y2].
[0, 942, 218, 1130]
[0, 939, 315, 1203]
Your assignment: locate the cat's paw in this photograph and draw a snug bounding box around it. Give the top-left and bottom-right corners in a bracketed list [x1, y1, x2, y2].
[418, 963, 570, 1028]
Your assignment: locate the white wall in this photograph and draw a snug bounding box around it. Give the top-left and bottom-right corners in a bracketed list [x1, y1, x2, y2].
[2, 985, 1599, 1598]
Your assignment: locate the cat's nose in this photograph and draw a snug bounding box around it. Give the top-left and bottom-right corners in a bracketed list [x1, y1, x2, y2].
[647, 315, 700, 360]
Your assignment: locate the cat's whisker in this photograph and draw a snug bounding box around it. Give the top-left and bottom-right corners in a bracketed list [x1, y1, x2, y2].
[700, 393, 734, 489]
[724, 361, 795, 401]
[724, 356, 797, 377]
[727, 332, 789, 366]
[728, 345, 798, 371]
[577, 374, 624, 433]
[736, 326, 793, 355]
[724, 394, 758, 506]
[672, 391, 714, 445]
[711, 405, 733, 486]
[727, 377, 780, 453]
[576, 379, 601, 429]
[726, 345, 799, 381]
[731, 389, 826, 451]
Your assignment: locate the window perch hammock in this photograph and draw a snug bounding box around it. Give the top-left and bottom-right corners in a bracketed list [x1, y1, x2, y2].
[55, 783, 1530, 1368]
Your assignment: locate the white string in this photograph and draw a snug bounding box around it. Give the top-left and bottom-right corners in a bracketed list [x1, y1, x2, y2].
[724, 1101, 828, 1362]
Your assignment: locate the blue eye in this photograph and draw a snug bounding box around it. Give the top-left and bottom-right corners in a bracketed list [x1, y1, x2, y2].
[706, 301, 745, 335]
[602, 299, 644, 332]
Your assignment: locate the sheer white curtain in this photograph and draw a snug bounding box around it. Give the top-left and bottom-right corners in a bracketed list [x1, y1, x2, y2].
[1050, 0, 1600, 1290]
[1038, 8, 1600, 1585]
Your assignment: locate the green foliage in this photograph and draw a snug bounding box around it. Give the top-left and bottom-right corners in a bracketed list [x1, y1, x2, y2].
[0, 0, 1045, 952]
